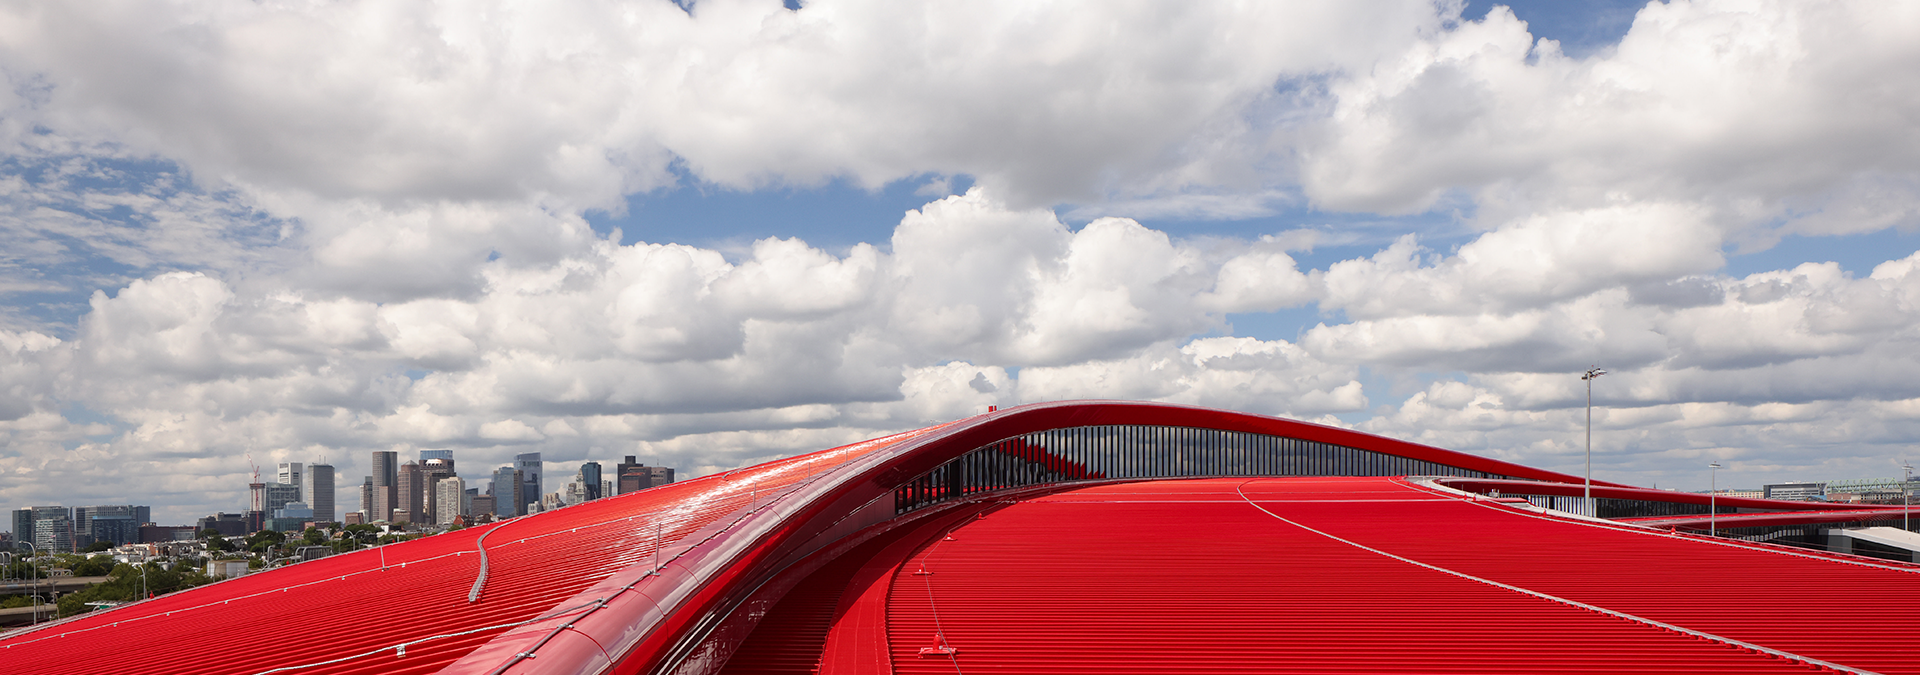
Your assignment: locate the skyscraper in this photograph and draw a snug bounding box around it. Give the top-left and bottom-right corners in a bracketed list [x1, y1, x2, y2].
[371, 451, 398, 524]
[615, 456, 643, 495]
[396, 461, 424, 524]
[73, 505, 149, 547]
[435, 476, 466, 525]
[420, 458, 456, 525]
[515, 453, 542, 513]
[11, 508, 34, 550]
[27, 506, 73, 554]
[492, 466, 523, 518]
[360, 476, 373, 520]
[304, 463, 336, 524]
[419, 449, 454, 462]
[276, 462, 303, 501]
[580, 462, 602, 501]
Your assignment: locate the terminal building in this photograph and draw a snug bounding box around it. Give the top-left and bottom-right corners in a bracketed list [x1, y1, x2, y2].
[4, 401, 1919, 674]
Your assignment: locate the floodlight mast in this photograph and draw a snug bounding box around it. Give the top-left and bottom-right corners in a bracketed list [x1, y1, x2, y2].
[1904, 460, 1913, 533]
[1708, 462, 1722, 537]
[1581, 367, 1607, 512]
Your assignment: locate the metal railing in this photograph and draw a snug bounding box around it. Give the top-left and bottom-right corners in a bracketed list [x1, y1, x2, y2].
[896, 424, 1506, 514]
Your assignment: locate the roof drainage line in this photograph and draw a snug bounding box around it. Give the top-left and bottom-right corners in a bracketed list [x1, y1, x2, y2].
[1407, 477, 1920, 575]
[468, 524, 500, 603]
[1235, 480, 1881, 675]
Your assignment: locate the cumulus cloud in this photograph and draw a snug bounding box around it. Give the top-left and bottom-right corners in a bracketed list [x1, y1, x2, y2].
[5, 0, 1920, 525]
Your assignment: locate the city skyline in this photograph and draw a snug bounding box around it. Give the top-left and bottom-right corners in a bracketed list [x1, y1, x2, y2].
[5, 1, 1920, 526]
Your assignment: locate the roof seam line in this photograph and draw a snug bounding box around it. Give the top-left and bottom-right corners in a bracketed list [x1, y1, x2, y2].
[1234, 479, 1882, 675]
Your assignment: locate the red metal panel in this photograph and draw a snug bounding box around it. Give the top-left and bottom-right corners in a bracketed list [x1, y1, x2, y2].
[0, 429, 917, 675]
[880, 477, 1850, 673]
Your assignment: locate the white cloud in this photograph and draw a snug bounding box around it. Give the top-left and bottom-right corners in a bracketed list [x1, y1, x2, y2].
[5, 1, 1920, 526]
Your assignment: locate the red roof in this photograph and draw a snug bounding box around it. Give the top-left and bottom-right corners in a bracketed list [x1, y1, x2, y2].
[6, 401, 1917, 674]
[724, 476, 1920, 674]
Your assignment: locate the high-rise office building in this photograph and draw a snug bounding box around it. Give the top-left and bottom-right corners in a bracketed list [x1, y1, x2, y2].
[304, 464, 336, 524]
[371, 451, 398, 524]
[396, 461, 424, 524]
[359, 476, 373, 520]
[419, 449, 454, 462]
[277, 462, 304, 501]
[435, 477, 466, 525]
[73, 505, 150, 547]
[492, 467, 523, 518]
[263, 484, 300, 515]
[614, 456, 676, 494]
[515, 453, 542, 513]
[11, 508, 35, 550]
[580, 462, 603, 501]
[420, 458, 456, 525]
[615, 456, 643, 495]
[26, 506, 73, 553]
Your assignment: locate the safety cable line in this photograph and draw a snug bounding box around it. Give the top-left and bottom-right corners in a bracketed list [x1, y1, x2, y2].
[912, 518, 969, 675]
[1408, 478, 1920, 575]
[1235, 479, 1880, 675]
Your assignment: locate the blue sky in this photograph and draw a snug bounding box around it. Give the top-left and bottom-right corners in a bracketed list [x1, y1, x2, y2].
[4, 0, 1920, 526]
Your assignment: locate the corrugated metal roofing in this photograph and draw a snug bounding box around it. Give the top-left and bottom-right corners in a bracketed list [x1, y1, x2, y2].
[0, 427, 933, 675]
[722, 476, 1919, 674]
[11, 401, 1919, 675]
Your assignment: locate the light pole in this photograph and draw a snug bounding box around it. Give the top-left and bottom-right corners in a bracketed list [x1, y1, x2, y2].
[1581, 367, 1608, 512]
[14, 541, 40, 626]
[1708, 462, 1722, 537]
[1904, 460, 1913, 533]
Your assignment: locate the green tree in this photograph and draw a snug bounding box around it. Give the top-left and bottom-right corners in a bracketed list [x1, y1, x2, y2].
[73, 554, 115, 577]
[246, 529, 286, 554]
[206, 534, 232, 552]
[302, 527, 326, 546]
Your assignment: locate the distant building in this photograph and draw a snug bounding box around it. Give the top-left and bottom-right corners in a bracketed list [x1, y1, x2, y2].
[264, 483, 300, 515]
[615, 456, 644, 495]
[139, 525, 197, 543]
[304, 464, 336, 524]
[471, 495, 494, 520]
[206, 560, 249, 579]
[277, 462, 303, 501]
[436, 477, 466, 525]
[1764, 482, 1827, 501]
[396, 461, 425, 524]
[74, 505, 150, 547]
[267, 502, 314, 532]
[371, 450, 399, 524]
[492, 467, 524, 518]
[343, 512, 365, 526]
[419, 449, 454, 462]
[360, 476, 374, 520]
[14, 506, 75, 553]
[196, 513, 249, 537]
[10, 509, 31, 549]
[581, 462, 603, 501]
[617, 463, 676, 494]
[421, 458, 456, 525]
[515, 453, 542, 515]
